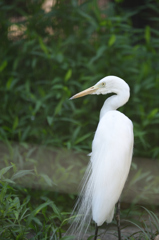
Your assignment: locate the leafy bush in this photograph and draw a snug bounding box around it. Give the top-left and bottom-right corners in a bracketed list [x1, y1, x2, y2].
[0, 165, 71, 239]
[0, 0, 158, 158]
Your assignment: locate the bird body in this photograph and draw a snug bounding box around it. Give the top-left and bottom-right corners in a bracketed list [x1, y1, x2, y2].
[91, 110, 133, 226]
[67, 76, 134, 239]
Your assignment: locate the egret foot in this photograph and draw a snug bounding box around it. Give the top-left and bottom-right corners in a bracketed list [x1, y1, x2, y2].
[93, 223, 98, 240]
[116, 200, 121, 240]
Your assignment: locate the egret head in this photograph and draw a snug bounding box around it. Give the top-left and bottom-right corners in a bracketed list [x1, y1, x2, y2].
[70, 76, 130, 99]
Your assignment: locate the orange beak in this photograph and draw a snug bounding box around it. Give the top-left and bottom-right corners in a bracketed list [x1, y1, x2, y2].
[70, 85, 98, 99]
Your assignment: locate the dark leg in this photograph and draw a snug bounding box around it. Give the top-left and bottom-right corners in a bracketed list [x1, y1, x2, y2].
[116, 200, 121, 240]
[93, 223, 98, 240]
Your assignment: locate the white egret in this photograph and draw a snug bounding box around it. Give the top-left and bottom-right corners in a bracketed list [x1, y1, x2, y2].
[68, 76, 134, 240]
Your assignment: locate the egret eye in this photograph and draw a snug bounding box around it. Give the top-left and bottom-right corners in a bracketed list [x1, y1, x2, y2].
[101, 82, 105, 87]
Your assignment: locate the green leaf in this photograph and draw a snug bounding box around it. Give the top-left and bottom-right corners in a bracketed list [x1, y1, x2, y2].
[26, 201, 52, 226]
[39, 37, 49, 57]
[11, 170, 34, 180]
[47, 116, 54, 126]
[125, 220, 150, 239]
[147, 108, 158, 120]
[40, 173, 56, 187]
[3, 179, 15, 184]
[54, 97, 65, 115]
[34, 100, 42, 114]
[0, 182, 8, 202]
[20, 207, 30, 221]
[32, 217, 42, 226]
[89, 45, 107, 65]
[108, 34, 116, 46]
[0, 166, 13, 178]
[50, 201, 62, 221]
[13, 116, 19, 130]
[6, 77, 13, 90]
[145, 25, 151, 44]
[0, 60, 7, 72]
[65, 69, 72, 82]
[75, 133, 92, 144]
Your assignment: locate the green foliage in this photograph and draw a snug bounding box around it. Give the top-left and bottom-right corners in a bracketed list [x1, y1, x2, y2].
[0, 0, 158, 158]
[124, 207, 159, 239]
[0, 165, 70, 239]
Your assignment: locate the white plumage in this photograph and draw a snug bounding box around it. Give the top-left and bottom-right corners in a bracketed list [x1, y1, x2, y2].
[67, 76, 134, 239]
[92, 110, 133, 225]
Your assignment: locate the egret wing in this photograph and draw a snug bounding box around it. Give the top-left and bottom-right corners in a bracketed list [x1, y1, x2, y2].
[91, 110, 133, 225]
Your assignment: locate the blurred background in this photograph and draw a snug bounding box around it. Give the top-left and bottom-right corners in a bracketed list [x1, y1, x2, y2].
[0, 0, 159, 239]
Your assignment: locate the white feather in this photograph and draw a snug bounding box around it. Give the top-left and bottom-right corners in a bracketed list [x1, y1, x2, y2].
[66, 76, 134, 239]
[91, 110, 133, 225]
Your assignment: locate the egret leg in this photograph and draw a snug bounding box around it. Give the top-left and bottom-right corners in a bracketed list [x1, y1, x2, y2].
[116, 200, 121, 240]
[93, 223, 98, 240]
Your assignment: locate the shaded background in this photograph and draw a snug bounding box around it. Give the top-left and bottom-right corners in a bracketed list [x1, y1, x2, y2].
[0, 0, 159, 239]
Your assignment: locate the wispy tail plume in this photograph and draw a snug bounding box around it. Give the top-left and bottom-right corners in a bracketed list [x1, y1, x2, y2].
[65, 162, 93, 239]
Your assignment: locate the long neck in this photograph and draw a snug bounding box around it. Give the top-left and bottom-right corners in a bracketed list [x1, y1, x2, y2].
[99, 90, 130, 120]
